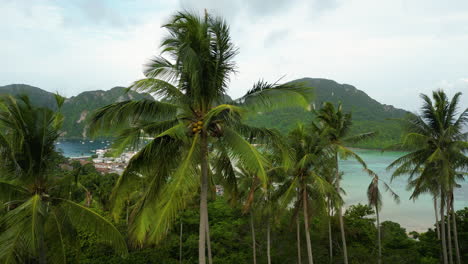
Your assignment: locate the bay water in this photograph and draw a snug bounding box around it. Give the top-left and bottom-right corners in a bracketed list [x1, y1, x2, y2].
[57, 140, 467, 232]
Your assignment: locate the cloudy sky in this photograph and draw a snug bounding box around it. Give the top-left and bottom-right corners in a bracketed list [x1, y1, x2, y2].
[1, 0, 467, 112]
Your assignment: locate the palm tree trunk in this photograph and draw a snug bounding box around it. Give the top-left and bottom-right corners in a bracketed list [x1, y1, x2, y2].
[446, 196, 453, 264]
[251, 212, 257, 264]
[38, 233, 47, 264]
[303, 188, 314, 264]
[85, 191, 92, 207]
[434, 197, 440, 240]
[450, 199, 461, 264]
[297, 214, 302, 264]
[267, 219, 272, 264]
[180, 221, 183, 264]
[440, 193, 448, 264]
[376, 204, 382, 264]
[126, 199, 130, 225]
[328, 199, 333, 264]
[206, 219, 213, 264]
[337, 196, 348, 264]
[199, 132, 209, 264]
[335, 156, 348, 264]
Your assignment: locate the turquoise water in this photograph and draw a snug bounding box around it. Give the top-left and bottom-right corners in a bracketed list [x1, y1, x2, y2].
[57, 141, 466, 231]
[340, 149, 467, 232]
[56, 139, 112, 157]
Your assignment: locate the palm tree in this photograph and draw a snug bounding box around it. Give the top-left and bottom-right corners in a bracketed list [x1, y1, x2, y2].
[365, 168, 400, 264]
[404, 168, 441, 240]
[449, 192, 462, 264]
[89, 11, 312, 264]
[323, 163, 343, 264]
[315, 102, 375, 264]
[234, 166, 260, 264]
[234, 150, 287, 264]
[0, 95, 127, 263]
[296, 201, 302, 264]
[387, 90, 467, 264]
[279, 123, 338, 264]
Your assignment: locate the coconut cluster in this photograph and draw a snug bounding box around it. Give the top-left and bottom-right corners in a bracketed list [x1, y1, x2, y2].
[191, 120, 203, 134]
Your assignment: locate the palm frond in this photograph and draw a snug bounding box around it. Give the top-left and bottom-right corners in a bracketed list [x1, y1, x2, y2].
[237, 80, 313, 112]
[344, 131, 377, 144]
[110, 134, 184, 221]
[381, 181, 400, 204]
[132, 134, 200, 245]
[336, 145, 367, 169]
[57, 199, 128, 256]
[0, 181, 28, 203]
[221, 127, 268, 189]
[88, 99, 178, 136]
[45, 210, 67, 264]
[129, 78, 184, 102]
[0, 195, 45, 263]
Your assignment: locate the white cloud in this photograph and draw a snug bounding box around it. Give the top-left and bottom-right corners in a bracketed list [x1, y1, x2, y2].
[0, 0, 467, 111]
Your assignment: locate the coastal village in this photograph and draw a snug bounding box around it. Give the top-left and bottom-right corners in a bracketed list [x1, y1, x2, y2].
[69, 148, 137, 175]
[65, 146, 225, 196]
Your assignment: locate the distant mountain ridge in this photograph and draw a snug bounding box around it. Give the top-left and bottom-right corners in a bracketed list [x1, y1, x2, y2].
[0, 84, 151, 138]
[0, 79, 409, 148]
[247, 78, 409, 148]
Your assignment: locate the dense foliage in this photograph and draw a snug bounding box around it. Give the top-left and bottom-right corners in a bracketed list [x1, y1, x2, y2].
[0, 95, 127, 263]
[3, 156, 464, 263]
[52, 192, 468, 264]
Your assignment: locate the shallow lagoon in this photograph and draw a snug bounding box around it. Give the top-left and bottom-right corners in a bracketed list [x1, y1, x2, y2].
[341, 149, 467, 232]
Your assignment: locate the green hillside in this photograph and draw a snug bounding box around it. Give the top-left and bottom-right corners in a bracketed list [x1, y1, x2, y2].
[0, 84, 151, 138]
[247, 78, 409, 148]
[0, 79, 408, 148]
[0, 84, 57, 108]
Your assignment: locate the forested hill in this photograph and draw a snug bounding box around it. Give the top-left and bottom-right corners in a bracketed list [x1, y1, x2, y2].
[0, 84, 151, 138]
[246, 78, 410, 148]
[0, 79, 409, 148]
[0, 84, 58, 108]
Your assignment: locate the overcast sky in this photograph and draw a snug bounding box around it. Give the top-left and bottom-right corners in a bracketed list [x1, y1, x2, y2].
[1, 0, 467, 112]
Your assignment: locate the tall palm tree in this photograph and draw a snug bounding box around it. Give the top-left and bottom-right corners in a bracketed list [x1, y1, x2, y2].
[234, 148, 288, 264]
[279, 123, 338, 264]
[449, 192, 462, 264]
[404, 168, 442, 240]
[89, 11, 312, 264]
[365, 168, 400, 264]
[387, 90, 467, 264]
[0, 95, 127, 264]
[323, 163, 343, 264]
[315, 102, 375, 264]
[234, 166, 260, 264]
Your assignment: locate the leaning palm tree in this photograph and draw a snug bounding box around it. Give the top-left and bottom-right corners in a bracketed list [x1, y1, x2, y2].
[315, 102, 375, 264]
[0, 95, 127, 264]
[387, 90, 467, 264]
[365, 168, 400, 264]
[233, 166, 260, 264]
[232, 143, 294, 264]
[324, 168, 343, 264]
[279, 123, 339, 264]
[89, 11, 312, 264]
